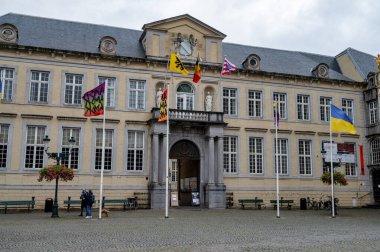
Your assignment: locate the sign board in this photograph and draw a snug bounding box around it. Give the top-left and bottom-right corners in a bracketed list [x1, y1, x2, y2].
[324, 142, 340, 163]
[191, 192, 200, 206]
[171, 192, 178, 207]
[324, 142, 356, 163]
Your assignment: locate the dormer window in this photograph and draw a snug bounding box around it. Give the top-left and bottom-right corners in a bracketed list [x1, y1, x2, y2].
[367, 72, 376, 89]
[99, 36, 117, 54]
[243, 54, 260, 70]
[312, 63, 329, 78]
[0, 23, 18, 44]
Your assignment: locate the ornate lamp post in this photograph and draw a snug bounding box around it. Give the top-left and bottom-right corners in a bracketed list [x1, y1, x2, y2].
[43, 135, 75, 218]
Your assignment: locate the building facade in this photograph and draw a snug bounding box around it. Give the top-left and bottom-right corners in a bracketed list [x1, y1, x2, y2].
[0, 13, 378, 209]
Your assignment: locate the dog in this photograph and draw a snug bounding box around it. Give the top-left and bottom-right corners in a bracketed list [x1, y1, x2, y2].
[101, 208, 110, 217]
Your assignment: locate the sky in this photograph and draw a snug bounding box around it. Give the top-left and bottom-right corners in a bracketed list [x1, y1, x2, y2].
[0, 0, 379, 57]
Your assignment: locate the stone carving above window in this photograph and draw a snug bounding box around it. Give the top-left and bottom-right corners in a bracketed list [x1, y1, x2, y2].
[312, 63, 329, 78]
[99, 36, 117, 54]
[243, 54, 260, 70]
[0, 23, 18, 44]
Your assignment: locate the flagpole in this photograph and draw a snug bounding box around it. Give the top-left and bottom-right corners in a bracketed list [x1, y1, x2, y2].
[0, 69, 4, 100]
[165, 53, 171, 219]
[98, 82, 107, 219]
[329, 103, 335, 218]
[275, 102, 280, 218]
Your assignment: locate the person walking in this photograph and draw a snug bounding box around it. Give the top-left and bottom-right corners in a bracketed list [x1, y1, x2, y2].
[85, 189, 95, 219]
[79, 188, 87, 216]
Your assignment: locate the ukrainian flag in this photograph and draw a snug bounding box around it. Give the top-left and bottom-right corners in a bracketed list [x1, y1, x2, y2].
[331, 104, 357, 134]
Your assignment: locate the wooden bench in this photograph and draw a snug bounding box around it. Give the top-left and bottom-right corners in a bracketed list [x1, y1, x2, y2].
[238, 198, 264, 209]
[0, 197, 35, 214]
[99, 197, 137, 211]
[270, 199, 294, 210]
[64, 197, 82, 212]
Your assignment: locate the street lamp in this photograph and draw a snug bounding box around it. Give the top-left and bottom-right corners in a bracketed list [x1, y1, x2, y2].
[43, 135, 75, 218]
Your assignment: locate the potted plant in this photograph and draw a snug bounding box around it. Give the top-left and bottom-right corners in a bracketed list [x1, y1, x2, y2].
[321, 171, 348, 186]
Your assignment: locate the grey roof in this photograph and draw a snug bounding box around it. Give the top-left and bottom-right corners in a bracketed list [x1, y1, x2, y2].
[0, 13, 376, 82]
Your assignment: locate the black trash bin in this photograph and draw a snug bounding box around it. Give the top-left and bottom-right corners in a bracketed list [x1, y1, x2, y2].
[45, 198, 53, 212]
[300, 198, 307, 210]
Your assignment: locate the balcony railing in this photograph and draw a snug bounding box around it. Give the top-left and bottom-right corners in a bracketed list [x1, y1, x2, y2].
[151, 108, 224, 124]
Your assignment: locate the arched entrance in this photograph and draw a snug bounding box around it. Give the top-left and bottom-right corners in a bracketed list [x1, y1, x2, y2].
[372, 169, 380, 204]
[169, 140, 200, 206]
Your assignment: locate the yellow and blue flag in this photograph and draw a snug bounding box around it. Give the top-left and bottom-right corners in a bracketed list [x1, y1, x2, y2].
[331, 104, 357, 134]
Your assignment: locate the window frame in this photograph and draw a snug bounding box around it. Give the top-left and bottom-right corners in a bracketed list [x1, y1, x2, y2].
[369, 100, 377, 125]
[176, 83, 194, 110]
[128, 79, 146, 110]
[24, 125, 46, 169]
[296, 94, 310, 121]
[223, 88, 238, 116]
[320, 96, 332, 122]
[0, 123, 10, 169]
[29, 70, 50, 103]
[64, 73, 83, 106]
[342, 98, 354, 122]
[298, 139, 312, 175]
[370, 139, 380, 165]
[126, 130, 145, 172]
[94, 128, 114, 172]
[274, 138, 288, 175]
[98, 76, 116, 108]
[0, 68, 15, 102]
[273, 92, 287, 119]
[248, 90, 262, 118]
[60, 127, 81, 170]
[223, 136, 238, 174]
[249, 136, 264, 174]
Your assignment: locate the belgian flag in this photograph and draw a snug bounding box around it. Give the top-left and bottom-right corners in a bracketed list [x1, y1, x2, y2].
[193, 54, 201, 83]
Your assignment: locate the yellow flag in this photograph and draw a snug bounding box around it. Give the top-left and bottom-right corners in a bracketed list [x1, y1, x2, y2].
[169, 53, 189, 76]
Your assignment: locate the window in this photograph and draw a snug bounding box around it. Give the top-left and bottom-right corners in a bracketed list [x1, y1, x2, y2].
[0, 124, 9, 168]
[0, 68, 14, 101]
[342, 99, 354, 121]
[64, 74, 83, 105]
[369, 101, 377, 125]
[274, 138, 288, 174]
[25, 126, 45, 169]
[176, 83, 194, 110]
[98, 77, 116, 107]
[223, 88, 237, 115]
[129, 80, 145, 109]
[60, 128, 80, 169]
[248, 90, 262, 117]
[371, 139, 380, 165]
[320, 97, 331, 122]
[171, 160, 178, 182]
[345, 163, 356, 176]
[299, 140, 312, 175]
[273, 93, 287, 119]
[223, 136, 237, 173]
[249, 137, 263, 174]
[127, 131, 144, 171]
[30, 71, 49, 103]
[95, 129, 113, 171]
[297, 95, 310, 120]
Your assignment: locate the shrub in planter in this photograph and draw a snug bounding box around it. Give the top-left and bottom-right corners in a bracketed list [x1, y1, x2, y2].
[37, 165, 74, 182]
[321, 171, 348, 186]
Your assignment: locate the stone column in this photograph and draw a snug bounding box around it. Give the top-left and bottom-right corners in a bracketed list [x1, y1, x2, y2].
[152, 133, 159, 183]
[208, 136, 215, 183]
[216, 136, 224, 184]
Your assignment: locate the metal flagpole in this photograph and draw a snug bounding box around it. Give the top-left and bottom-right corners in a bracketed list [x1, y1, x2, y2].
[0, 69, 4, 100]
[164, 53, 171, 219]
[329, 103, 336, 218]
[98, 81, 107, 219]
[275, 102, 280, 218]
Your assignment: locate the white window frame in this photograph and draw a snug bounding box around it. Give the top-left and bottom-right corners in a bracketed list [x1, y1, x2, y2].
[298, 139, 312, 175]
[0, 68, 15, 102]
[320, 97, 331, 122]
[371, 139, 380, 165]
[297, 94, 310, 121]
[29, 71, 49, 103]
[60, 127, 80, 169]
[369, 100, 377, 125]
[171, 159, 178, 182]
[345, 163, 356, 176]
[95, 129, 113, 171]
[0, 124, 10, 169]
[64, 74, 83, 105]
[249, 137, 263, 174]
[248, 90, 262, 118]
[342, 98, 354, 122]
[176, 83, 194, 110]
[126, 131, 144, 171]
[98, 77, 116, 107]
[273, 93, 287, 119]
[223, 88, 237, 116]
[128, 79, 146, 110]
[274, 138, 288, 175]
[223, 136, 237, 174]
[25, 125, 46, 169]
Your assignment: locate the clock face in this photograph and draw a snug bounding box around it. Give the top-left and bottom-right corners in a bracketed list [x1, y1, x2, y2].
[179, 41, 192, 56]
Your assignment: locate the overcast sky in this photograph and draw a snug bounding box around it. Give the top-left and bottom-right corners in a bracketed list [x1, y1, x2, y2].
[0, 0, 379, 57]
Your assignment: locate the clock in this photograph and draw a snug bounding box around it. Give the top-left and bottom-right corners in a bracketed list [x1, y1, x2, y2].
[179, 40, 192, 56]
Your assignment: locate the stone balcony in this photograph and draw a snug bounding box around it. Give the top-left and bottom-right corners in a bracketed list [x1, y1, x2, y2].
[151, 108, 225, 125]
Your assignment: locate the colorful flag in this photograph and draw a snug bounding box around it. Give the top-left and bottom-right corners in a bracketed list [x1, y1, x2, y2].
[331, 104, 357, 134]
[169, 53, 189, 76]
[221, 57, 236, 75]
[158, 88, 168, 122]
[82, 82, 105, 117]
[193, 54, 201, 83]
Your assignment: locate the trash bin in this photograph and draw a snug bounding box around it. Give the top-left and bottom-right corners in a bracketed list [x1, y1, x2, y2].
[300, 198, 307, 210]
[45, 198, 53, 212]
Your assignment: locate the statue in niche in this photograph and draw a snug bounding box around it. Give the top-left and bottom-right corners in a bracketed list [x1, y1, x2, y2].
[205, 92, 213, 111]
[156, 87, 163, 108]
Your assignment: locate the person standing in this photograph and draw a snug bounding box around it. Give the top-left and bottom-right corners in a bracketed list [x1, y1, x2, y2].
[79, 189, 87, 216]
[85, 189, 95, 219]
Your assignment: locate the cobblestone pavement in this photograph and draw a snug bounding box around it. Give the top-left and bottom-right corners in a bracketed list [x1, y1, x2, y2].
[0, 208, 379, 252]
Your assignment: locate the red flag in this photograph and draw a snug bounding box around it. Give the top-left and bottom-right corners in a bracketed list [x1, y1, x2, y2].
[221, 57, 236, 75]
[82, 82, 105, 117]
[193, 55, 201, 83]
[158, 88, 168, 122]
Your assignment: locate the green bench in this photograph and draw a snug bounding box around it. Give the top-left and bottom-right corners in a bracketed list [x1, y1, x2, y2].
[270, 199, 294, 210]
[64, 197, 82, 212]
[0, 197, 35, 214]
[238, 198, 264, 209]
[99, 197, 137, 211]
